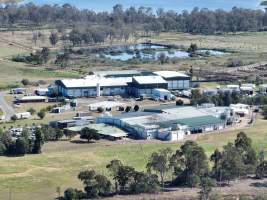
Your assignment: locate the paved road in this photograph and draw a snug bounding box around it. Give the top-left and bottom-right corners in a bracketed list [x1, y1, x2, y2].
[0, 92, 15, 121]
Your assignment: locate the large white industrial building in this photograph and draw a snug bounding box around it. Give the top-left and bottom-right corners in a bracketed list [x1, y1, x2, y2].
[53, 70, 190, 98]
[97, 105, 230, 141]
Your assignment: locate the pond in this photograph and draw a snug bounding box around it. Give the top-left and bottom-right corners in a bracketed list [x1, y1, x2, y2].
[97, 44, 226, 61]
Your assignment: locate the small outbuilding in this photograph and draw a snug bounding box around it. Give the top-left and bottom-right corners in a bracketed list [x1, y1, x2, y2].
[35, 88, 49, 96]
[240, 86, 254, 95]
[88, 101, 126, 112]
[10, 88, 26, 94]
[152, 88, 172, 101]
[230, 104, 250, 116]
[17, 96, 46, 103]
[15, 112, 31, 119]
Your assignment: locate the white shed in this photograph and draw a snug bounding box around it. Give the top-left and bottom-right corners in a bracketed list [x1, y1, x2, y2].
[152, 88, 172, 101]
[35, 88, 49, 96]
[230, 104, 250, 116]
[15, 112, 31, 119]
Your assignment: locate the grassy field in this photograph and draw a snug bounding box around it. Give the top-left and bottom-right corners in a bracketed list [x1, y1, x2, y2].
[0, 116, 266, 200]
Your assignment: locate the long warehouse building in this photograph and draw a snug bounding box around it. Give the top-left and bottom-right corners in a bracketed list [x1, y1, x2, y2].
[53, 70, 190, 98]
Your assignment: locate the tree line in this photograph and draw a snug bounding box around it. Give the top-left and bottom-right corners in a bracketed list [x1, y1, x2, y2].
[1, 3, 267, 35]
[191, 89, 267, 107]
[0, 126, 64, 156]
[62, 132, 266, 200]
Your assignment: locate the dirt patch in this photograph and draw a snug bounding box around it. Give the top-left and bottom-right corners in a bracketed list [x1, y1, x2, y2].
[106, 178, 267, 200]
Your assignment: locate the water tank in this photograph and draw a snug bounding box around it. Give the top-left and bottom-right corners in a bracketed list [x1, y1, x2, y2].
[96, 83, 101, 97]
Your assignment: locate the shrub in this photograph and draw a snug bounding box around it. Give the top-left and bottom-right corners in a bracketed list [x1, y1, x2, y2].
[262, 106, 267, 119]
[125, 106, 132, 112]
[0, 142, 6, 156]
[21, 78, 30, 86]
[11, 115, 18, 122]
[97, 107, 104, 113]
[27, 108, 36, 115]
[176, 99, 184, 106]
[37, 110, 46, 119]
[134, 105, 140, 112]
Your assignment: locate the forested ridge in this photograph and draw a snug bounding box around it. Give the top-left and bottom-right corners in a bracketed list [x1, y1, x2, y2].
[0, 3, 267, 34]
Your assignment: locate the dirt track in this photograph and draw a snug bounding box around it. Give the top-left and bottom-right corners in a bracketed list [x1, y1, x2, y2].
[106, 178, 267, 200]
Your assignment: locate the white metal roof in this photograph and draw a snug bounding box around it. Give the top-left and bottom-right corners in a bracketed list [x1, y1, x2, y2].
[240, 86, 253, 91]
[241, 83, 256, 88]
[93, 70, 141, 76]
[227, 85, 239, 88]
[133, 76, 167, 84]
[89, 101, 126, 108]
[153, 88, 171, 93]
[259, 84, 267, 88]
[36, 88, 49, 92]
[61, 76, 132, 88]
[21, 96, 46, 100]
[153, 71, 189, 78]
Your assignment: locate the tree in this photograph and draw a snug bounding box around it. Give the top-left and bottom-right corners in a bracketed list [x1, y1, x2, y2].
[21, 78, 30, 86]
[97, 107, 104, 113]
[64, 129, 76, 140]
[80, 127, 100, 143]
[188, 43, 198, 54]
[55, 50, 70, 68]
[176, 99, 184, 106]
[27, 108, 36, 115]
[78, 170, 111, 198]
[216, 143, 244, 183]
[106, 159, 123, 193]
[49, 32, 59, 47]
[133, 105, 139, 112]
[258, 150, 265, 163]
[171, 141, 209, 187]
[40, 47, 50, 63]
[15, 138, 28, 156]
[261, 106, 267, 119]
[256, 161, 267, 179]
[125, 106, 131, 112]
[32, 128, 44, 154]
[116, 165, 135, 194]
[147, 148, 172, 188]
[191, 89, 203, 105]
[11, 115, 18, 122]
[37, 110, 46, 120]
[0, 142, 6, 156]
[235, 132, 252, 152]
[210, 149, 222, 180]
[64, 188, 78, 200]
[199, 176, 215, 200]
[55, 129, 64, 141]
[235, 132, 258, 171]
[129, 171, 160, 194]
